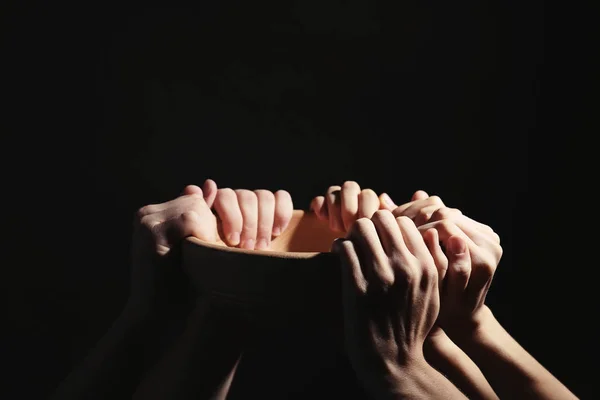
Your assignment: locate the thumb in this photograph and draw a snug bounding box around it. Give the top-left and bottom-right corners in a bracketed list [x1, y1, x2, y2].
[379, 193, 397, 211]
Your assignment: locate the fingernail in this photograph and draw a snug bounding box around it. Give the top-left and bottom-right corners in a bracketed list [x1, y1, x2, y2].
[272, 226, 281, 236]
[241, 238, 255, 250]
[228, 232, 240, 246]
[255, 238, 269, 250]
[448, 238, 466, 255]
[382, 193, 395, 207]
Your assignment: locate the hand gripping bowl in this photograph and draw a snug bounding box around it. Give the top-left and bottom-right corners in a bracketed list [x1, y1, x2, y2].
[180, 211, 366, 397]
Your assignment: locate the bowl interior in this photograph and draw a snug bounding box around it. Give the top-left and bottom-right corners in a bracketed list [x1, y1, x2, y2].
[186, 209, 343, 254]
[181, 210, 345, 314]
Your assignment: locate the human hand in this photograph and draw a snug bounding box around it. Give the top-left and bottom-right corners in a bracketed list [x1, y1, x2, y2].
[210, 186, 293, 250]
[415, 203, 502, 337]
[378, 189, 447, 227]
[310, 181, 392, 233]
[130, 179, 220, 311]
[332, 211, 441, 398]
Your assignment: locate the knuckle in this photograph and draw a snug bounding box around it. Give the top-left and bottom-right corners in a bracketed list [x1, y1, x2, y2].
[495, 244, 503, 260]
[428, 195, 444, 206]
[360, 188, 376, 197]
[180, 210, 199, 224]
[378, 270, 395, 288]
[453, 262, 471, 279]
[421, 262, 438, 282]
[416, 207, 430, 220]
[274, 189, 292, 204]
[355, 217, 374, 231]
[217, 188, 235, 201]
[438, 219, 455, 233]
[139, 214, 160, 233]
[400, 265, 418, 285]
[352, 217, 373, 236]
[396, 215, 415, 228]
[235, 189, 256, 201]
[342, 180, 360, 191]
[186, 193, 204, 207]
[432, 207, 454, 220]
[254, 189, 275, 203]
[480, 256, 497, 277]
[136, 205, 154, 219]
[372, 209, 392, 222]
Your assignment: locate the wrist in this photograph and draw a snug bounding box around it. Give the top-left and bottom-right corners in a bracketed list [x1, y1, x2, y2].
[444, 305, 497, 345]
[386, 357, 453, 400]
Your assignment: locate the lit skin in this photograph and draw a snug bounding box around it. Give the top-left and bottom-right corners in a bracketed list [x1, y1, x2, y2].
[332, 211, 468, 399]
[318, 184, 577, 399]
[401, 196, 577, 400]
[54, 179, 293, 400]
[129, 179, 294, 399]
[314, 184, 495, 398]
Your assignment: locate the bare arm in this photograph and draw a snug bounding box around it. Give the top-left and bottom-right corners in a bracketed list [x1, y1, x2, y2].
[51, 305, 160, 399]
[452, 307, 577, 400]
[132, 300, 246, 400]
[424, 329, 498, 400]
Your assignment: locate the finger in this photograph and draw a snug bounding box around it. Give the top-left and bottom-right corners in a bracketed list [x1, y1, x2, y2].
[411, 190, 429, 201]
[395, 196, 445, 220]
[423, 228, 448, 282]
[440, 215, 499, 253]
[326, 186, 344, 233]
[213, 189, 243, 246]
[341, 181, 361, 231]
[254, 190, 275, 250]
[429, 209, 497, 241]
[417, 219, 478, 250]
[395, 216, 434, 262]
[182, 184, 203, 196]
[444, 235, 472, 307]
[235, 189, 258, 250]
[332, 238, 367, 295]
[370, 210, 406, 258]
[138, 193, 206, 222]
[310, 196, 328, 220]
[349, 218, 395, 290]
[162, 209, 216, 249]
[202, 179, 218, 208]
[428, 207, 463, 223]
[379, 192, 397, 211]
[273, 190, 293, 237]
[413, 204, 446, 227]
[358, 189, 380, 219]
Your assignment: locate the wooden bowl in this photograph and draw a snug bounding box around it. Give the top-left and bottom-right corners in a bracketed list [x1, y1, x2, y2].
[181, 211, 363, 397]
[181, 210, 344, 320]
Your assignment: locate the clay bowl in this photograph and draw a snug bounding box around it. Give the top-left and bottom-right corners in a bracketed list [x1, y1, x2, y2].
[181, 210, 345, 326]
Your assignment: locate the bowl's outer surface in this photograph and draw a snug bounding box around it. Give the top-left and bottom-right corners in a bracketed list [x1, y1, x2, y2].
[180, 211, 366, 398]
[181, 210, 344, 313]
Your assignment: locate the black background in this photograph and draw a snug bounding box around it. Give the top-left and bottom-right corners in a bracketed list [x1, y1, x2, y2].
[3, 2, 597, 399]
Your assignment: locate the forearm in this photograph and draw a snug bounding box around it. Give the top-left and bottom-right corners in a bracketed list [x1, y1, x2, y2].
[132, 300, 246, 400]
[454, 307, 577, 400]
[425, 332, 498, 400]
[386, 358, 469, 400]
[52, 304, 158, 400]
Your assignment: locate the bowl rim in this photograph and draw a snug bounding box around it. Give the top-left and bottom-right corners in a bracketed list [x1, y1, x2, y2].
[184, 236, 332, 259]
